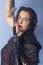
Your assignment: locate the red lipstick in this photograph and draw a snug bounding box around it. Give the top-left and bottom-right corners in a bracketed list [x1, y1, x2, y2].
[18, 24, 23, 28]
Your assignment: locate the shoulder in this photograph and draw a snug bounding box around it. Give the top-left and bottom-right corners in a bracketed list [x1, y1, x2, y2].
[1, 37, 14, 64]
[1, 37, 14, 53]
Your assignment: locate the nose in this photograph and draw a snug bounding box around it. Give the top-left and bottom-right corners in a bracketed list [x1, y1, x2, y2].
[19, 20, 22, 25]
[18, 19, 23, 24]
[20, 20, 23, 24]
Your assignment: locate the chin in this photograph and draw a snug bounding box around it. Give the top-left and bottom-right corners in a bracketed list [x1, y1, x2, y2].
[19, 28, 25, 32]
[17, 33, 22, 37]
[17, 31, 23, 37]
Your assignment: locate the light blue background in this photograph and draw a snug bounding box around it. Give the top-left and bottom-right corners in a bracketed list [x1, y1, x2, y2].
[0, 0, 43, 65]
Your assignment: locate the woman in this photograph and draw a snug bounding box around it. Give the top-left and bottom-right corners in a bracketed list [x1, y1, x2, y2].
[1, 0, 42, 65]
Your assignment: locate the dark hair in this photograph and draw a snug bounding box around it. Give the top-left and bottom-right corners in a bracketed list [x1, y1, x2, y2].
[16, 7, 38, 32]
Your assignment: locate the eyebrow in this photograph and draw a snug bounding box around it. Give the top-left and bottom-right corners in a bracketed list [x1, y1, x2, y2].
[18, 16, 30, 19]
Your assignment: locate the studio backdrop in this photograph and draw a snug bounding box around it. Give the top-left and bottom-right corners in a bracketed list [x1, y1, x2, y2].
[0, 0, 43, 65]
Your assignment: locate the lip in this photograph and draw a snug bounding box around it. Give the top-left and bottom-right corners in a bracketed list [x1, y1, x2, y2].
[18, 24, 23, 28]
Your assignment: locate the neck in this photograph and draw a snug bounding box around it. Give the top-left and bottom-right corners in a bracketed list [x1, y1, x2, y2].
[17, 28, 34, 37]
[17, 31, 23, 37]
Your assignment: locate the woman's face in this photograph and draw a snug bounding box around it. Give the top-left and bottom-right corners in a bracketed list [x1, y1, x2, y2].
[17, 10, 31, 32]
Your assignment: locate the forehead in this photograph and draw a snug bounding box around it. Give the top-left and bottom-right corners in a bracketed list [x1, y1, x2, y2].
[18, 10, 30, 18]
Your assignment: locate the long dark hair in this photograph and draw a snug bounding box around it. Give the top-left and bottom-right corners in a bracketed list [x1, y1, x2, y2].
[16, 7, 38, 32]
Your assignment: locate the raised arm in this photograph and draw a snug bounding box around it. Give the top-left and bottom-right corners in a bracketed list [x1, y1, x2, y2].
[5, 0, 16, 29]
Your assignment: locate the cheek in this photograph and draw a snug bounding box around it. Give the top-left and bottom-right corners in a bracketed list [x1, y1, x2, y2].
[23, 21, 30, 27]
[22, 22, 28, 30]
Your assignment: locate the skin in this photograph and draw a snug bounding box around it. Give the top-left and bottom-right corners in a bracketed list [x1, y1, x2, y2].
[17, 10, 30, 33]
[5, 0, 31, 64]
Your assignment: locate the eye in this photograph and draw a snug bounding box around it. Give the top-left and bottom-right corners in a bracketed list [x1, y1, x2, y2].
[23, 18, 29, 21]
[18, 16, 21, 20]
[25, 19, 28, 21]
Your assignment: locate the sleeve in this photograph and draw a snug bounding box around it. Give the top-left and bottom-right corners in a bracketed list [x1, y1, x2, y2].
[1, 48, 9, 65]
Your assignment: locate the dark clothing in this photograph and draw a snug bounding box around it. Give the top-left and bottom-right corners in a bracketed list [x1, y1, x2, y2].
[1, 30, 42, 65]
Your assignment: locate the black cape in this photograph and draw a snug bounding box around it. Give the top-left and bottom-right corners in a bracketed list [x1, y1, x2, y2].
[1, 29, 42, 65]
